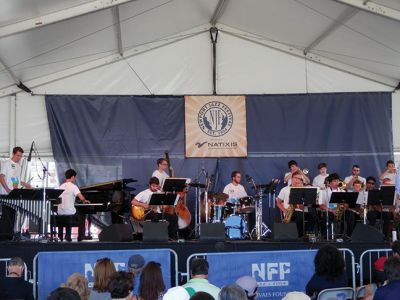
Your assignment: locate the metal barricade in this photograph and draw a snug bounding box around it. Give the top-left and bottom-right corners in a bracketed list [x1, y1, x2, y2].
[359, 248, 392, 286]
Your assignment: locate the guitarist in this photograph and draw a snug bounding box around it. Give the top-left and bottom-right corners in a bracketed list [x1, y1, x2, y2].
[131, 177, 178, 239]
[152, 158, 174, 186]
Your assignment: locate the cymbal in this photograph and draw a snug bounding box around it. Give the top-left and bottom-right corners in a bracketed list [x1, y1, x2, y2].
[208, 192, 229, 201]
[189, 182, 206, 188]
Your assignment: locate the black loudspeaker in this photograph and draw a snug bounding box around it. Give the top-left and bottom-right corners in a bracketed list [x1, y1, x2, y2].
[143, 222, 169, 242]
[0, 206, 15, 240]
[99, 224, 133, 242]
[200, 223, 225, 241]
[351, 224, 385, 243]
[272, 222, 298, 241]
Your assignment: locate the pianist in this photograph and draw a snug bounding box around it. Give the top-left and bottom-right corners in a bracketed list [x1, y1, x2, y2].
[58, 169, 90, 242]
[0, 146, 31, 194]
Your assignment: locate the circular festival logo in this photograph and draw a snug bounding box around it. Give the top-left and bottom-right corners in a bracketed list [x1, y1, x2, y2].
[198, 101, 233, 137]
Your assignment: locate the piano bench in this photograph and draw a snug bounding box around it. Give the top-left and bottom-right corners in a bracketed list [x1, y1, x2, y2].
[51, 215, 82, 227]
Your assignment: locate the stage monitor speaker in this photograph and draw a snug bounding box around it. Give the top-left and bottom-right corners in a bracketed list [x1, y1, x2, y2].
[99, 224, 133, 242]
[143, 222, 169, 242]
[272, 222, 298, 241]
[200, 223, 225, 241]
[351, 224, 385, 243]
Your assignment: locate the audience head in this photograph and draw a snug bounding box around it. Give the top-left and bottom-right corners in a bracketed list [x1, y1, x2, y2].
[190, 258, 209, 278]
[61, 273, 89, 300]
[190, 291, 214, 300]
[128, 254, 145, 274]
[47, 287, 80, 300]
[235, 276, 258, 300]
[384, 256, 400, 283]
[139, 261, 165, 300]
[108, 271, 134, 300]
[282, 292, 310, 300]
[7, 257, 25, 277]
[162, 286, 190, 300]
[93, 257, 116, 293]
[314, 245, 345, 280]
[219, 284, 247, 300]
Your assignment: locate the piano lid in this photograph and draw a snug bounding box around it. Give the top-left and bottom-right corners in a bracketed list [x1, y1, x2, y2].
[80, 178, 137, 191]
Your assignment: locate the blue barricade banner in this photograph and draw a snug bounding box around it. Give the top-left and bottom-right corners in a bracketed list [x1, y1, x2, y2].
[206, 250, 317, 300]
[37, 249, 172, 299]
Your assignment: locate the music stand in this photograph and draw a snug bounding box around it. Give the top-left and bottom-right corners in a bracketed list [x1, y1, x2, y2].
[149, 192, 179, 221]
[330, 192, 358, 239]
[368, 188, 395, 232]
[289, 187, 318, 239]
[162, 178, 189, 193]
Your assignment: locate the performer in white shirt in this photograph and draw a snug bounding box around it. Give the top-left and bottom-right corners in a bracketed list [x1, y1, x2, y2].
[276, 170, 317, 237]
[283, 160, 310, 186]
[379, 160, 397, 184]
[131, 177, 178, 239]
[344, 165, 366, 191]
[223, 171, 247, 203]
[0, 146, 31, 194]
[312, 163, 329, 190]
[152, 158, 173, 186]
[58, 169, 89, 242]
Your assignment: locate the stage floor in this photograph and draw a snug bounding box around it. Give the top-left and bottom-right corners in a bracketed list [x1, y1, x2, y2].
[0, 238, 390, 283]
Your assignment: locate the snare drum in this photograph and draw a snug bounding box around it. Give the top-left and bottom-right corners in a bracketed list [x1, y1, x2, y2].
[224, 215, 248, 239]
[238, 196, 255, 213]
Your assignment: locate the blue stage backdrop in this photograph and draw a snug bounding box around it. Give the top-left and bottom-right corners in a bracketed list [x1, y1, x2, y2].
[206, 250, 317, 300]
[46, 93, 392, 222]
[35, 249, 172, 299]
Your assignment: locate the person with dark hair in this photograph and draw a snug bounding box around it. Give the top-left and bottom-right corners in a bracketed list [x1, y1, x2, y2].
[152, 158, 173, 186]
[183, 258, 220, 299]
[88, 257, 116, 300]
[373, 256, 400, 299]
[312, 163, 329, 190]
[131, 177, 178, 239]
[0, 146, 31, 194]
[379, 160, 396, 185]
[57, 169, 90, 242]
[138, 261, 165, 300]
[108, 271, 137, 300]
[190, 291, 214, 300]
[47, 287, 81, 300]
[305, 245, 348, 299]
[218, 284, 247, 300]
[0, 257, 34, 300]
[284, 160, 310, 186]
[371, 240, 400, 286]
[223, 171, 247, 202]
[344, 165, 366, 191]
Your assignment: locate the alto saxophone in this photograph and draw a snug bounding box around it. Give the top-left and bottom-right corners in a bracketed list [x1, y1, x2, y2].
[283, 205, 295, 223]
[335, 204, 345, 222]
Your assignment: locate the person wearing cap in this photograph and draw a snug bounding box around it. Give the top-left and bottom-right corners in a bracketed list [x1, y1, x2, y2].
[127, 254, 145, 295]
[235, 276, 258, 300]
[373, 256, 400, 300]
[182, 258, 220, 300]
[0, 257, 34, 300]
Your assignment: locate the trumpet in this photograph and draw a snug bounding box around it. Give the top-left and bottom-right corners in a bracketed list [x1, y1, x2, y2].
[338, 180, 347, 190]
[301, 168, 309, 175]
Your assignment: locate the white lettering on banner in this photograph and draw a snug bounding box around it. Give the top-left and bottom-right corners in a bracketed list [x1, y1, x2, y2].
[252, 262, 291, 287]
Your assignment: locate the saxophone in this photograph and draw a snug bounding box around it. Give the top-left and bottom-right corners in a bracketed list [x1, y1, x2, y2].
[335, 204, 345, 222]
[283, 205, 295, 223]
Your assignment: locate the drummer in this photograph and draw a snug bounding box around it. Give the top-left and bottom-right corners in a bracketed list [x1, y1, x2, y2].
[223, 171, 248, 204]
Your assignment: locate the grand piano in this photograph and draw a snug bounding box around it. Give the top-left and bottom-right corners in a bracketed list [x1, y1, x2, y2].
[78, 178, 136, 228]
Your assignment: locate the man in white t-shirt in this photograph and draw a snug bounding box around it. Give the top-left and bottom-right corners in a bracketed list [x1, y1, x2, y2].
[131, 177, 178, 239]
[312, 162, 329, 190]
[223, 171, 247, 203]
[0, 146, 31, 194]
[57, 169, 89, 242]
[152, 158, 173, 187]
[344, 164, 366, 191]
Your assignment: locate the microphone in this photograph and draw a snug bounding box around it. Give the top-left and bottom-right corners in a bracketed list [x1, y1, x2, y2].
[27, 141, 34, 162]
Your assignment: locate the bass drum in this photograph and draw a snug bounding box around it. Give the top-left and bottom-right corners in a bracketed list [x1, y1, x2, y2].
[224, 215, 248, 239]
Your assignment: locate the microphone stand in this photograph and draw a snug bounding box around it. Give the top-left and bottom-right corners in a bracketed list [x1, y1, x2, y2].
[192, 167, 208, 238]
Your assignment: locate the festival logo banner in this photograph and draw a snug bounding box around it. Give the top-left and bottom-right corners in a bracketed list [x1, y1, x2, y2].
[185, 95, 247, 157]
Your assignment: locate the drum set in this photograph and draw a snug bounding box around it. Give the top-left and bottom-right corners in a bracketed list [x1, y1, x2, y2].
[200, 192, 255, 239]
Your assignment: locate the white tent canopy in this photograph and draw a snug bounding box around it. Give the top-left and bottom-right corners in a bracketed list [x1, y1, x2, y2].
[1, 0, 400, 158]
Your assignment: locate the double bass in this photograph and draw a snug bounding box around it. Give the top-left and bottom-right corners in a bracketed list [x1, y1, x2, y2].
[164, 151, 192, 229]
